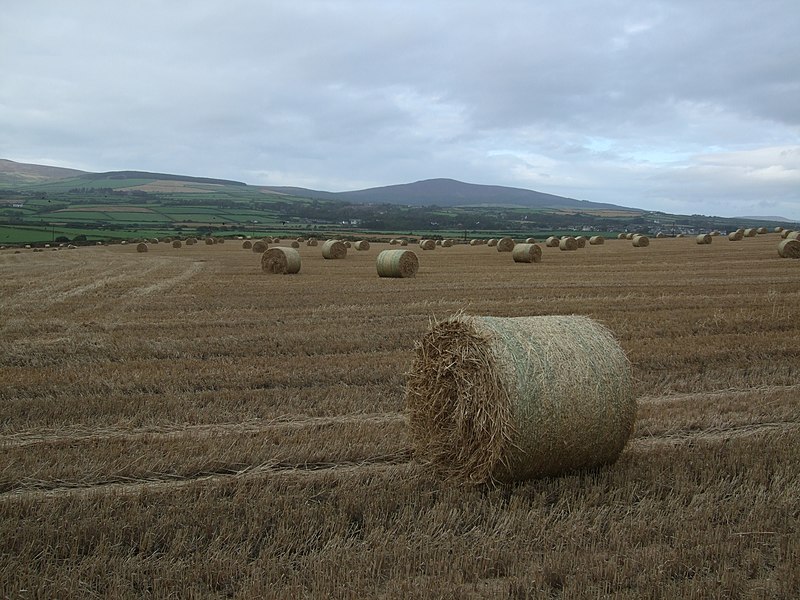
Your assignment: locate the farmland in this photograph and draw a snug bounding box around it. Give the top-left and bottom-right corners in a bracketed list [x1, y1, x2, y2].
[1, 234, 798, 598]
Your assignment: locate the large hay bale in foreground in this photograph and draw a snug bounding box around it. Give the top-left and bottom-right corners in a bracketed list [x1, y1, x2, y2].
[242, 240, 252, 249]
[136, 243, 148, 253]
[632, 235, 650, 247]
[511, 243, 542, 263]
[376, 249, 419, 277]
[252, 240, 268, 253]
[172, 240, 182, 248]
[354, 240, 370, 251]
[589, 236, 605, 245]
[405, 314, 635, 482]
[545, 236, 560, 247]
[778, 239, 800, 258]
[261, 247, 302, 274]
[322, 239, 347, 259]
[696, 233, 712, 245]
[559, 237, 578, 251]
[496, 237, 515, 252]
[728, 231, 744, 241]
[419, 239, 436, 250]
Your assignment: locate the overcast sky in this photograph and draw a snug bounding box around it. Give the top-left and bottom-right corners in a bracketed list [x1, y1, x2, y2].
[2, 1, 799, 220]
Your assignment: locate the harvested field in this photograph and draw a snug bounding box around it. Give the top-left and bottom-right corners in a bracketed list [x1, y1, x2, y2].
[0, 236, 798, 598]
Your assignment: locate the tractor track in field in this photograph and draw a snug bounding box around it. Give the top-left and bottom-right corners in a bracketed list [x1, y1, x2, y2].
[1, 419, 797, 502]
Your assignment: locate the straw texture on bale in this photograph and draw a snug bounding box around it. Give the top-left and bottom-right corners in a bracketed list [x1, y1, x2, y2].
[511, 243, 542, 263]
[172, 240, 182, 248]
[728, 231, 743, 241]
[252, 240, 268, 253]
[589, 236, 605, 245]
[545, 236, 560, 247]
[405, 314, 635, 483]
[696, 234, 712, 244]
[322, 239, 347, 259]
[574, 236, 586, 248]
[242, 240, 252, 249]
[376, 249, 419, 278]
[261, 247, 302, 274]
[487, 239, 498, 247]
[136, 243, 148, 253]
[496, 237, 515, 252]
[632, 235, 650, 247]
[778, 239, 800, 258]
[559, 237, 578, 251]
[419, 239, 436, 250]
[354, 240, 370, 251]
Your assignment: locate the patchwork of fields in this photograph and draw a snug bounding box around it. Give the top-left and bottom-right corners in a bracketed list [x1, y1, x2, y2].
[1, 235, 798, 598]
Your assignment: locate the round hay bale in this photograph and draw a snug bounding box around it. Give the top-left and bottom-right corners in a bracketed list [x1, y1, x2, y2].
[186, 237, 197, 245]
[777, 239, 800, 258]
[575, 236, 587, 248]
[469, 239, 480, 246]
[545, 236, 560, 247]
[389, 239, 399, 245]
[676, 233, 685, 238]
[354, 240, 370, 251]
[136, 243, 148, 253]
[617, 233, 626, 239]
[511, 243, 542, 263]
[655, 232, 665, 239]
[376, 249, 419, 278]
[261, 247, 302, 274]
[419, 239, 436, 250]
[205, 237, 215, 245]
[780, 229, 792, 239]
[242, 240, 253, 249]
[435, 240, 443, 246]
[496, 237, 515, 252]
[290, 241, 300, 249]
[524, 237, 536, 244]
[296, 237, 305, 243]
[172, 240, 182, 248]
[487, 239, 498, 247]
[306, 238, 318, 246]
[344, 241, 352, 248]
[442, 239, 454, 247]
[728, 231, 744, 241]
[589, 236, 605, 245]
[625, 233, 635, 240]
[774, 226, 784, 233]
[217, 238, 225, 244]
[743, 228, 757, 237]
[151, 238, 160, 244]
[68, 245, 77, 249]
[756, 227, 768, 234]
[252, 240, 268, 253]
[405, 314, 635, 482]
[399, 239, 408, 246]
[786, 231, 800, 241]
[322, 239, 347, 259]
[120, 240, 127, 245]
[696, 233, 712, 245]
[559, 237, 578, 251]
[632, 235, 650, 247]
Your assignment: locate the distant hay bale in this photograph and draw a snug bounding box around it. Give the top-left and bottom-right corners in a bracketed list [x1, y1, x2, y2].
[780, 230, 791, 239]
[163, 237, 172, 243]
[151, 238, 159, 244]
[419, 239, 436, 250]
[306, 238, 318, 246]
[242, 240, 252, 249]
[376, 249, 419, 278]
[217, 238, 225, 244]
[435, 240, 443, 246]
[389, 239, 399, 245]
[290, 241, 300, 249]
[676, 234, 685, 238]
[400, 239, 408, 246]
[743, 228, 757, 237]
[617, 233, 626, 239]
[786, 231, 800, 241]
[296, 237, 305, 243]
[205, 238, 215, 245]
[496, 237, 515, 252]
[322, 239, 347, 259]
[261, 247, 302, 274]
[696, 233, 712, 245]
[354, 240, 370, 251]
[469, 239, 480, 246]
[67, 245, 77, 249]
[728, 231, 744, 241]
[656, 232, 665, 238]
[774, 227, 783, 233]
[136, 243, 148, 253]
[632, 235, 650, 247]
[487, 239, 498, 247]
[442, 239, 454, 247]
[589, 236, 605, 245]
[186, 237, 197, 245]
[575, 236, 587, 248]
[405, 314, 635, 482]
[777, 239, 800, 258]
[625, 233, 635, 240]
[252, 240, 268, 253]
[120, 240, 127, 245]
[559, 237, 578, 251]
[545, 236, 560, 247]
[511, 243, 542, 263]
[172, 240, 182, 248]
[525, 237, 536, 244]
[756, 227, 768, 234]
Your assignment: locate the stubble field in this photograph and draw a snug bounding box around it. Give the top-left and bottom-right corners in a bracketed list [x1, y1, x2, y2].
[1, 234, 798, 598]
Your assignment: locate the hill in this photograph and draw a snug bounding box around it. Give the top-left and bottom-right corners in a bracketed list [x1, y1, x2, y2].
[263, 178, 637, 212]
[0, 159, 86, 186]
